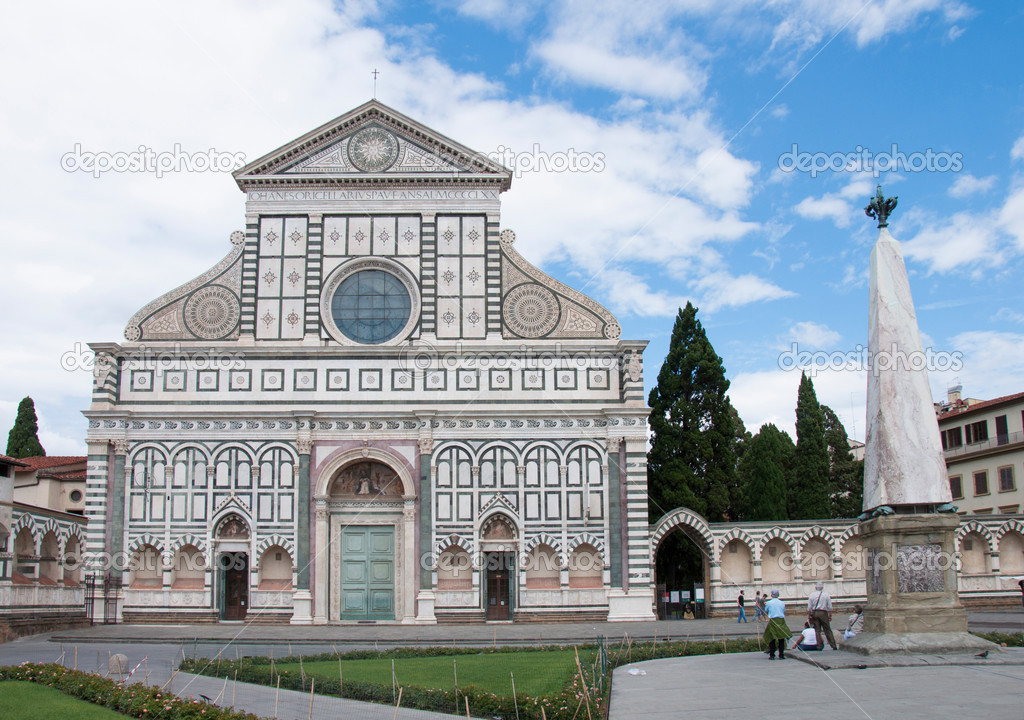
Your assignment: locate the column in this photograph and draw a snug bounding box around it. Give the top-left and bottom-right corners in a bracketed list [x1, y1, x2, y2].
[415, 433, 437, 623]
[290, 435, 313, 624]
[312, 498, 329, 624]
[606, 437, 622, 588]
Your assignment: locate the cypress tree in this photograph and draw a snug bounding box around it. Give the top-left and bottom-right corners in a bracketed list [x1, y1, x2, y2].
[822, 405, 864, 518]
[6, 396, 46, 459]
[789, 373, 830, 519]
[740, 423, 794, 521]
[647, 302, 738, 523]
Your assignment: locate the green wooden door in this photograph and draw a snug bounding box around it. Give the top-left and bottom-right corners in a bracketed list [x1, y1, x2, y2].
[340, 526, 394, 621]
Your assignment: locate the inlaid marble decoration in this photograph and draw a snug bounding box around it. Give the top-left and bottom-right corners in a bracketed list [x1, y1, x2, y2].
[897, 543, 944, 593]
[868, 548, 884, 595]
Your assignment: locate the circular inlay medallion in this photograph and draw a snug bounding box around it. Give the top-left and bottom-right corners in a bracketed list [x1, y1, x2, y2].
[183, 285, 240, 339]
[348, 126, 398, 172]
[502, 284, 559, 338]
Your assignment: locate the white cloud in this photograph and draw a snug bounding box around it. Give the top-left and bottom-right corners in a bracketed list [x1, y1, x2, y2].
[998, 185, 1024, 250]
[1011, 134, 1024, 162]
[948, 173, 997, 198]
[901, 212, 1002, 273]
[787, 321, 841, 349]
[693, 271, 795, 312]
[535, 41, 706, 100]
[596, 269, 692, 318]
[794, 194, 855, 227]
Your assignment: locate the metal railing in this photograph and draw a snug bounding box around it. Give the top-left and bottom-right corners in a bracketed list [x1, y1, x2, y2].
[944, 430, 1023, 459]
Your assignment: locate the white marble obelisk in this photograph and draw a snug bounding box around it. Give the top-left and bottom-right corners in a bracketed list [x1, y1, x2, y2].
[843, 187, 992, 656]
[863, 224, 951, 511]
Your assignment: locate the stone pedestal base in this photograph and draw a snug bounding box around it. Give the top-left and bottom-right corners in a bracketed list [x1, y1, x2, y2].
[414, 590, 437, 624]
[290, 589, 313, 625]
[607, 589, 656, 621]
[842, 513, 996, 656]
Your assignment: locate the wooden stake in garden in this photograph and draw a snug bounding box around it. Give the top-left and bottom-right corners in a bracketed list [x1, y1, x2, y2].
[232, 669, 237, 708]
[392, 658, 397, 703]
[307, 678, 316, 720]
[493, 627, 497, 648]
[392, 686, 404, 720]
[74, 645, 78, 671]
[339, 656, 343, 696]
[465, 696, 472, 720]
[299, 654, 306, 689]
[574, 648, 593, 720]
[275, 675, 281, 719]
[145, 655, 149, 684]
[215, 676, 228, 704]
[270, 649, 275, 679]
[106, 650, 111, 678]
[511, 671, 520, 720]
[453, 657, 459, 695]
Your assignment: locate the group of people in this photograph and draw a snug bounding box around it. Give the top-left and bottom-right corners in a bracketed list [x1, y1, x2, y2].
[738, 583, 864, 660]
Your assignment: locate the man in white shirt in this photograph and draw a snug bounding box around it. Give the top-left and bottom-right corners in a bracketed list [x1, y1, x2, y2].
[807, 582, 837, 650]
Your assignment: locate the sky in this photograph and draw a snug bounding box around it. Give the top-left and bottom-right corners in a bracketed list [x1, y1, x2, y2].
[1, 0, 1023, 455]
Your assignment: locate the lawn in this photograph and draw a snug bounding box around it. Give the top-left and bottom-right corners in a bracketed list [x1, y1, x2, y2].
[0, 681, 130, 719]
[274, 649, 588, 697]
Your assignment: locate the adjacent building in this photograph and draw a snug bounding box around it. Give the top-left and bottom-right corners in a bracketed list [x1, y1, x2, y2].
[936, 388, 1024, 516]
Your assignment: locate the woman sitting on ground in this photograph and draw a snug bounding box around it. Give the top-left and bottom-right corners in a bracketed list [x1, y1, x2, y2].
[791, 622, 821, 652]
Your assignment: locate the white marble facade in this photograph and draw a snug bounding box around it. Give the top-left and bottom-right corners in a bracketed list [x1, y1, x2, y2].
[84, 101, 654, 624]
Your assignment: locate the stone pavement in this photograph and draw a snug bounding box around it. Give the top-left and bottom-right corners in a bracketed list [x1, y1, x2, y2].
[0, 610, 1021, 719]
[610, 649, 1024, 720]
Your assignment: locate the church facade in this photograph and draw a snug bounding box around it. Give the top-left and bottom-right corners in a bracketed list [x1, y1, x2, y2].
[83, 101, 654, 624]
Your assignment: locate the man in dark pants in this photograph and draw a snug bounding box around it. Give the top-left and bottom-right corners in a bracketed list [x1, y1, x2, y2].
[807, 582, 837, 650]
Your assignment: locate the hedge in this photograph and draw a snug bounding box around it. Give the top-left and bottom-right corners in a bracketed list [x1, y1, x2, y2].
[181, 636, 765, 720]
[0, 663, 260, 720]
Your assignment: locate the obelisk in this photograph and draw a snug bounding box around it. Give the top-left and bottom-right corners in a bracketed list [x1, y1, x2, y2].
[842, 186, 994, 655]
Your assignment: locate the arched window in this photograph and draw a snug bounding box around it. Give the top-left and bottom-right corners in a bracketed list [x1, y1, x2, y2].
[13, 528, 36, 580]
[258, 545, 293, 590]
[525, 544, 560, 589]
[436, 546, 473, 590]
[568, 544, 603, 589]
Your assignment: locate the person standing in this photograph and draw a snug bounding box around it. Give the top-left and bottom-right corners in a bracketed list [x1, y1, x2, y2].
[1018, 578, 1024, 609]
[737, 591, 748, 623]
[754, 591, 767, 621]
[763, 589, 792, 659]
[807, 582, 837, 650]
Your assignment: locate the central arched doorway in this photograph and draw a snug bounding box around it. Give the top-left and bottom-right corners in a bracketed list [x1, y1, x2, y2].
[313, 450, 416, 624]
[650, 509, 714, 619]
[214, 513, 250, 621]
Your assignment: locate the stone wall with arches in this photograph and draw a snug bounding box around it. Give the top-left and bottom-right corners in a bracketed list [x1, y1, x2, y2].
[651, 510, 1024, 616]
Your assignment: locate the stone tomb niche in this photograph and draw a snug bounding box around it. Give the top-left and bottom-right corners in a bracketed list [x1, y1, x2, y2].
[329, 461, 403, 499]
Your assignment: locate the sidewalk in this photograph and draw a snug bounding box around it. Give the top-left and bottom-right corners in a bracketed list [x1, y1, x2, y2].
[609, 650, 1024, 720]
[46, 609, 1024, 651]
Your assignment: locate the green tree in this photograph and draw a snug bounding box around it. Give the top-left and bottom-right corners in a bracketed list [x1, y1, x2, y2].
[6, 396, 45, 458]
[789, 373, 830, 519]
[822, 405, 864, 518]
[739, 423, 794, 521]
[647, 302, 738, 523]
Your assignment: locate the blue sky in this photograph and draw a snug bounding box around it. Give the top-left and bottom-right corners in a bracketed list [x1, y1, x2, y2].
[2, 0, 1023, 453]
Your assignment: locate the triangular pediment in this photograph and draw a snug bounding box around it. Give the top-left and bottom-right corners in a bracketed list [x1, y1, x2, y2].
[234, 100, 512, 190]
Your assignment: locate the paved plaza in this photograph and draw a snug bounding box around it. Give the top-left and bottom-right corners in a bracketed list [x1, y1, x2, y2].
[0, 610, 1021, 719]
